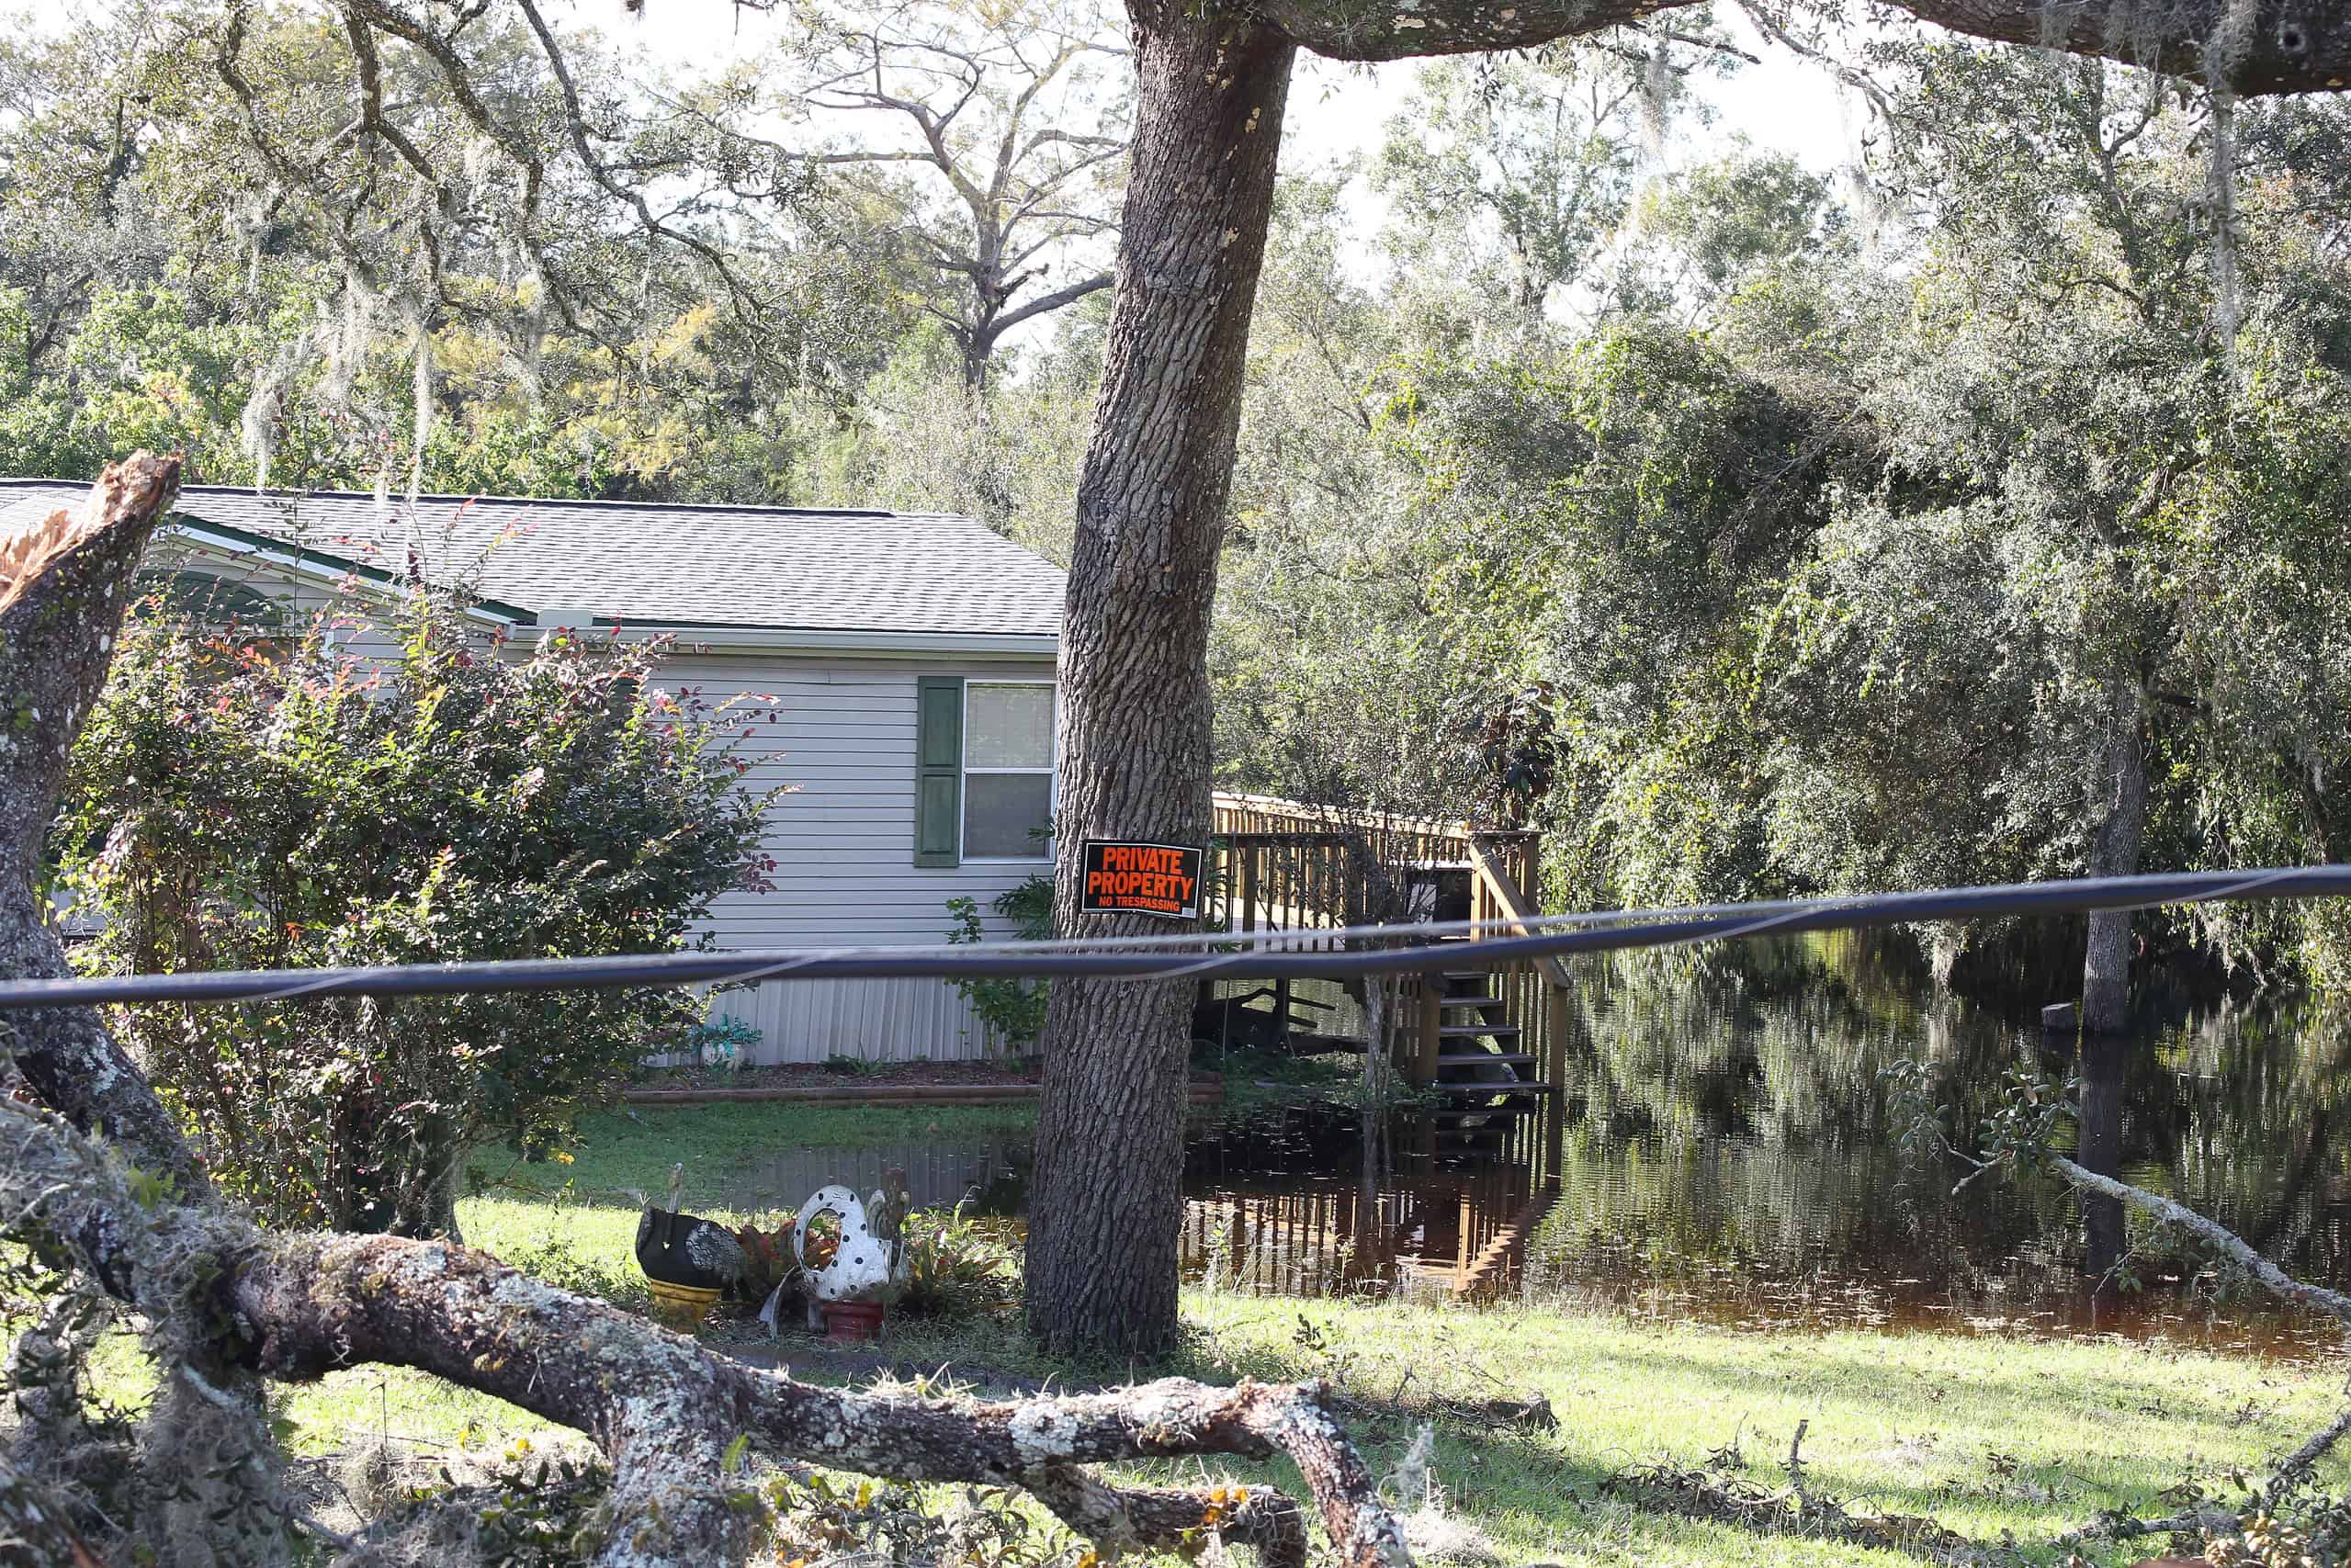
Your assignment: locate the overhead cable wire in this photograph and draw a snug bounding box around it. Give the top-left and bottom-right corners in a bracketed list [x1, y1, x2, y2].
[1, 865, 2345, 1012]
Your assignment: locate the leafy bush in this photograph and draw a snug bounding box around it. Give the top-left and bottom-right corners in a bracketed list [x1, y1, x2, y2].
[895, 1205, 1020, 1319]
[945, 874, 1054, 1054]
[52, 591, 780, 1235]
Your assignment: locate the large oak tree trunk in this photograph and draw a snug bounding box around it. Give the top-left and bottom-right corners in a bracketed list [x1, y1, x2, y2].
[1025, 6, 1295, 1355]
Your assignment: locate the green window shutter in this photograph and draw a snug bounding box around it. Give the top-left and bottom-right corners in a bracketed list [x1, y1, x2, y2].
[914, 675, 964, 867]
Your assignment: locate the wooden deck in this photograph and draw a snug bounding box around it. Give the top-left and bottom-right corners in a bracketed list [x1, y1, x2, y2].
[1200, 791, 1574, 1294]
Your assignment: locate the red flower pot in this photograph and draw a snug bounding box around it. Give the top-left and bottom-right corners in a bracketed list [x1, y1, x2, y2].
[821, 1299, 886, 1345]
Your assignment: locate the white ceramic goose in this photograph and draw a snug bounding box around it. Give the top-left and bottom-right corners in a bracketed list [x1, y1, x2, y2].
[792, 1184, 909, 1303]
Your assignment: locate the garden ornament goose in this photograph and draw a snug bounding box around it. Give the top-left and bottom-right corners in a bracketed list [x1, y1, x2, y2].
[793, 1182, 909, 1303]
[631, 1162, 749, 1293]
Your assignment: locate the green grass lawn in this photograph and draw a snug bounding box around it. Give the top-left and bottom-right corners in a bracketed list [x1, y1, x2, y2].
[264, 1284, 2345, 1565]
[881, 1296, 2345, 1566]
[228, 1100, 2351, 1565]
[455, 1100, 1038, 1288]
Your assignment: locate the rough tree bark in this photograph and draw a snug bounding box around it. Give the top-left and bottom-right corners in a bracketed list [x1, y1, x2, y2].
[2082, 684, 2149, 1032]
[0, 1080, 1407, 1568]
[0, 455, 209, 1201]
[1245, 0, 2351, 90]
[1026, 6, 1296, 1354]
[1031, 0, 2348, 1353]
[0, 458, 1411, 1568]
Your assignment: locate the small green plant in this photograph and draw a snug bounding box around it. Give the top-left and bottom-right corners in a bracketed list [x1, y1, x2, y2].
[681, 1015, 763, 1071]
[895, 1203, 1021, 1319]
[820, 1052, 886, 1077]
[945, 874, 1055, 1054]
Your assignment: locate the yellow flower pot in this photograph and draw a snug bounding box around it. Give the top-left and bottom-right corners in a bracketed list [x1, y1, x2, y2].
[647, 1278, 721, 1329]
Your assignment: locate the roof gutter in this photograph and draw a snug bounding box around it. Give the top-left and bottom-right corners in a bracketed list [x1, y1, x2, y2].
[527, 614, 1058, 660]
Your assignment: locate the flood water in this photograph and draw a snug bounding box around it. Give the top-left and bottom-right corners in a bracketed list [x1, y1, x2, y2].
[764, 935, 2351, 1359]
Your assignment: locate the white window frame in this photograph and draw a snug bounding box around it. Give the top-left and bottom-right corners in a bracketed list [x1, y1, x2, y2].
[959, 678, 1057, 864]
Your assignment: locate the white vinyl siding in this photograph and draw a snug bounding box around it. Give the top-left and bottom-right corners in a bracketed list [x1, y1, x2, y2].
[108, 544, 1056, 1066]
[656, 652, 1057, 1064]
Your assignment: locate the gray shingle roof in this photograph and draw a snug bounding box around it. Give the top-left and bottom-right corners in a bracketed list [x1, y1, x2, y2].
[0, 481, 1065, 640]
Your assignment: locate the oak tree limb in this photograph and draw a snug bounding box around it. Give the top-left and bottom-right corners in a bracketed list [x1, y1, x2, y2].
[1249, 0, 2347, 95]
[0, 455, 206, 1203]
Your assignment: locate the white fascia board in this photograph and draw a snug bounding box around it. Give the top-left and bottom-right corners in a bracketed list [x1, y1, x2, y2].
[544, 621, 1060, 660]
[170, 524, 526, 627]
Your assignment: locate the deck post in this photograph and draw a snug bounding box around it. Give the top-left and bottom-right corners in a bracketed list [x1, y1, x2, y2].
[1415, 978, 1443, 1087]
[1543, 980, 1569, 1182]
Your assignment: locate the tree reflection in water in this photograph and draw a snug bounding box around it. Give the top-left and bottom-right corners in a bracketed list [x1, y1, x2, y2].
[1170, 935, 2351, 1358]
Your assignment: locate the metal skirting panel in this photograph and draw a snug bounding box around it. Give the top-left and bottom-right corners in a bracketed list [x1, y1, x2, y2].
[710, 976, 1008, 1065]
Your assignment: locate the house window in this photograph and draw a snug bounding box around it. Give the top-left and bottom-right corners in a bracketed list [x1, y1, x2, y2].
[963, 682, 1055, 860]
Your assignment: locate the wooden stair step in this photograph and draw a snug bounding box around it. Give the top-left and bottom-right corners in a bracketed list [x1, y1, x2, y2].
[1438, 1024, 1520, 1041]
[1435, 1052, 1537, 1066]
[1436, 995, 1503, 1010]
[1439, 970, 1493, 982]
[1433, 1105, 1538, 1122]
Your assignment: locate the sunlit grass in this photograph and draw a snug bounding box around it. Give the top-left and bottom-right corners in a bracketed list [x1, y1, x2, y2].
[455, 1100, 1039, 1273]
[78, 1100, 2349, 1566]
[239, 1284, 2345, 1566]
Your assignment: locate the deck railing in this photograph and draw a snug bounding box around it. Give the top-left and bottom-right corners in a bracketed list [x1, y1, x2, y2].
[1205, 795, 1565, 1138]
[1210, 792, 1486, 892]
[1212, 832, 1370, 947]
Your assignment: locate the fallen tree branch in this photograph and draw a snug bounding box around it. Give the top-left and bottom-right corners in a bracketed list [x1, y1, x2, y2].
[1785, 1418, 1814, 1518]
[1, 1087, 1400, 1567]
[2048, 1154, 2351, 1328]
[2042, 1155, 2351, 1551]
[0, 457, 1410, 1568]
[1603, 1444, 1980, 1565]
[2046, 1506, 2238, 1551]
[2265, 1404, 2351, 1505]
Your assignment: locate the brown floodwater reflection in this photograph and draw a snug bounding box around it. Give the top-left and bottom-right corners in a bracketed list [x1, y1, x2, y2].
[765, 937, 2351, 1360]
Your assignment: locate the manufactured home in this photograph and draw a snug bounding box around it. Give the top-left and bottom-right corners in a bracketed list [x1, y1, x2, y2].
[0, 480, 1065, 1064]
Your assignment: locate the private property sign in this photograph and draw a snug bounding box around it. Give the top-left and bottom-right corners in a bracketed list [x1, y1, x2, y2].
[1079, 840, 1204, 920]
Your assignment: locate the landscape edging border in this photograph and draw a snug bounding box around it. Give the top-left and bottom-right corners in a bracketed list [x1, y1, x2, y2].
[623, 1078, 1226, 1108]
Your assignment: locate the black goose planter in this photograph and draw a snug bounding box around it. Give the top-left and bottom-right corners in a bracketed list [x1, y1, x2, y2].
[634, 1205, 746, 1293]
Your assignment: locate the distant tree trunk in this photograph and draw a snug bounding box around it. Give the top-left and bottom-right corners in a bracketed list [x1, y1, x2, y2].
[1024, 7, 1294, 1356]
[2074, 1031, 2129, 1287]
[2082, 684, 2148, 1033]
